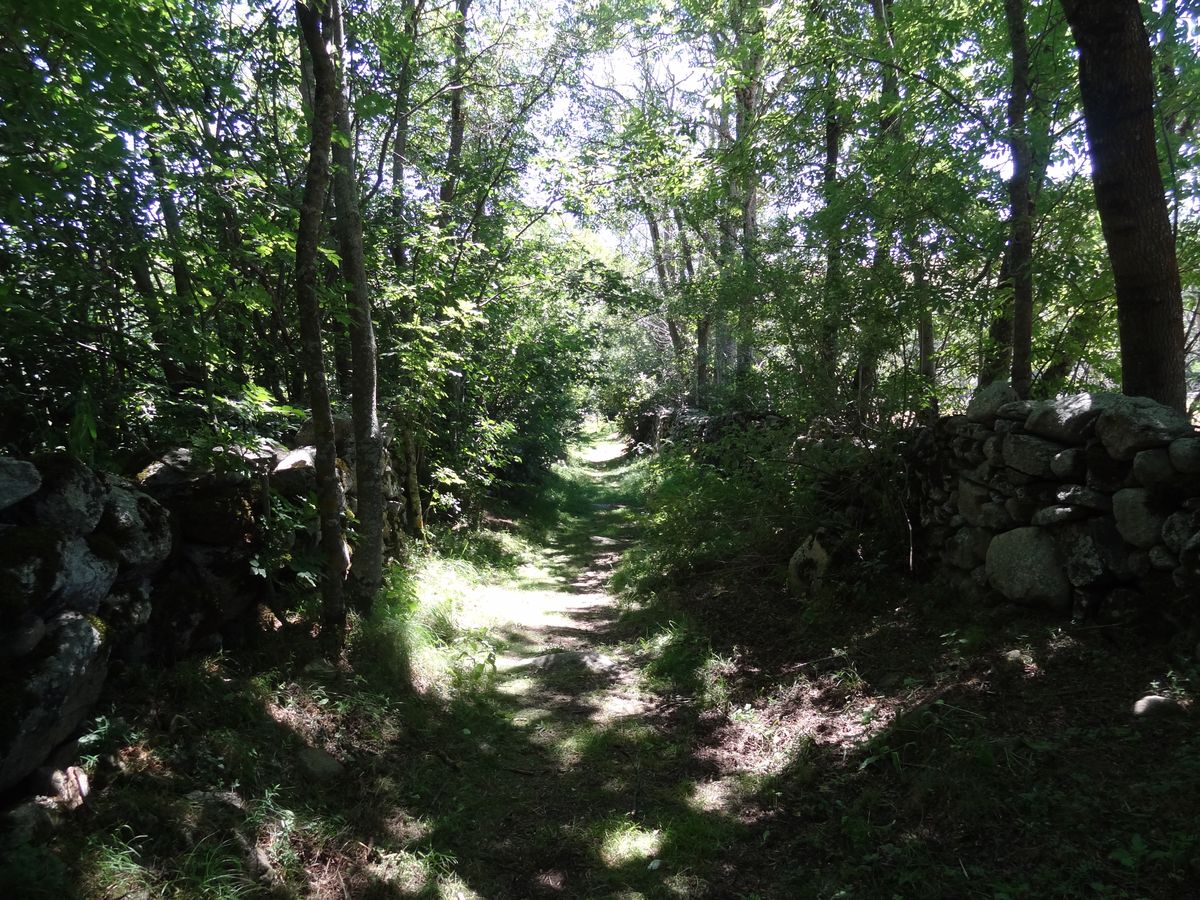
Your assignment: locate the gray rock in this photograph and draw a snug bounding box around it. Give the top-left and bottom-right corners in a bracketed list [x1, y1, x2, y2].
[1050, 448, 1086, 482]
[2, 797, 65, 844]
[985, 527, 1070, 609]
[0, 613, 108, 792]
[1132, 694, 1185, 718]
[1024, 393, 1116, 443]
[977, 502, 1015, 530]
[1168, 436, 1200, 475]
[1149, 546, 1178, 570]
[1161, 511, 1199, 555]
[0, 458, 41, 512]
[943, 527, 993, 569]
[23, 456, 106, 535]
[1031, 506, 1093, 527]
[97, 482, 172, 571]
[296, 412, 354, 453]
[956, 477, 991, 527]
[967, 382, 1019, 424]
[1055, 485, 1111, 512]
[996, 400, 1036, 422]
[1095, 395, 1193, 461]
[1002, 433, 1064, 478]
[1132, 448, 1179, 487]
[1112, 488, 1167, 549]
[1057, 519, 1127, 588]
[54, 537, 118, 613]
[297, 745, 345, 780]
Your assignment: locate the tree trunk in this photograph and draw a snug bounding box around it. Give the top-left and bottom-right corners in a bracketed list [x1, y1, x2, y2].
[389, 0, 423, 274]
[296, 0, 348, 655]
[403, 427, 425, 539]
[436, 0, 471, 232]
[1004, 0, 1035, 399]
[1061, 0, 1187, 411]
[327, 0, 385, 614]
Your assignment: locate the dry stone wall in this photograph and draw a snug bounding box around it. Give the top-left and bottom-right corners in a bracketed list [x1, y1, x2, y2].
[0, 427, 410, 796]
[910, 387, 1200, 625]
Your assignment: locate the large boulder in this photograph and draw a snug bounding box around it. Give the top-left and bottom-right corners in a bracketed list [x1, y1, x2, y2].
[20, 456, 106, 535]
[1023, 393, 1117, 444]
[1095, 396, 1193, 461]
[0, 458, 41, 513]
[0, 613, 108, 792]
[985, 527, 1071, 609]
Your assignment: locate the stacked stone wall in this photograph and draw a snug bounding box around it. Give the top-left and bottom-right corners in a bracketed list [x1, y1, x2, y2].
[910, 387, 1200, 624]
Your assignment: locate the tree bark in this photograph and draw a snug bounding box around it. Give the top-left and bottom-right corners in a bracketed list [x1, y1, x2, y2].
[1004, 0, 1035, 399]
[296, 0, 349, 655]
[327, 0, 385, 613]
[436, 0, 471, 232]
[1060, 0, 1187, 411]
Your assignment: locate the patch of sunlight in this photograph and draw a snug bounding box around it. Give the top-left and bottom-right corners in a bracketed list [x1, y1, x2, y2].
[664, 873, 711, 897]
[368, 850, 431, 895]
[437, 873, 486, 899]
[496, 674, 537, 693]
[685, 775, 763, 815]
[598, 821, 663, 867]
[509, 706, 554, 727]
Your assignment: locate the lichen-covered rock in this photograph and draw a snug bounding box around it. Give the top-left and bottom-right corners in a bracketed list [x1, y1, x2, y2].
[96, 480, 172, 572]
[1095, 396, 1193, 461]
[985, 527, 1071, 609]
[21, 456, 105, 535]
[1002, 433, 1064, 478]
[957, 476, 991, 527]
[1168, 436, 1200, 475]
[0, 613, 108, 792]
[1112, 488, 1167, 550]
[967, 382, 1018, 424]
[1161, 510, 1199, 555]
[0, 458, 41, 512]
[54, 537, 118, 613]
[1024, 392, 1117, 443]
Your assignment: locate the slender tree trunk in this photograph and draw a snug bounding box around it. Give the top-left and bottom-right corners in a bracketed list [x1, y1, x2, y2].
[437, 0, 471, 232]
[732, 0, 763, 398]
[1061, 0, 1186, 411]
[1005, 0, 1035, 399]
[327, 0, 384, 613]
[403, 428, 425, 539]
[389, 0, 423, 273]
[296, 0, 348, 655]
[816, 44, 843, 385]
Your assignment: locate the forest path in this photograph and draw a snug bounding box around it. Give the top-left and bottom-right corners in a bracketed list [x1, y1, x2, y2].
[395, 432, 745, 899]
